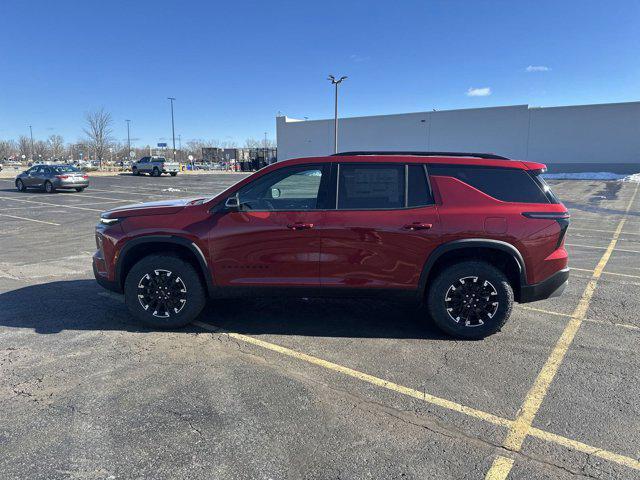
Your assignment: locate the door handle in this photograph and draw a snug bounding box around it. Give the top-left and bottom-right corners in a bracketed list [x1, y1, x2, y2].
[287, 222, 314, 230]
[402, 222, 433, 231]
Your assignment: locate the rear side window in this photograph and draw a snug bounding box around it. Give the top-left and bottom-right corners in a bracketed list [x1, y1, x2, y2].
[408, 164, 433, 207]
[338, 164, 404, 209]
[428, 165, 550, 203]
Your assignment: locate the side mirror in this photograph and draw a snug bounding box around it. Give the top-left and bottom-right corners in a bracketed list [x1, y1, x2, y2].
[224, 196, 240, 210]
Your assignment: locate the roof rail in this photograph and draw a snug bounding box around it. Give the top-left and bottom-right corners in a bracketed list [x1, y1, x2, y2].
[332, 151, 510, 160]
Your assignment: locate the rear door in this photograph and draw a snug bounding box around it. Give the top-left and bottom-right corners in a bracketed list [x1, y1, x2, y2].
[208, 163, 331, 287]
[319, 163, 441, 290]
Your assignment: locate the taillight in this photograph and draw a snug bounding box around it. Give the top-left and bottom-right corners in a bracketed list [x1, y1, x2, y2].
[56, 175, 69, 179]
[522, 212, 570, 248]
[82, 175, 89, 179]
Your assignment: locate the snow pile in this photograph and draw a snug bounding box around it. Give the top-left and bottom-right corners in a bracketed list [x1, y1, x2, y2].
[623, 173, 640, 183]
[543, 172, 627, 181]
[162, 187, 182, 192]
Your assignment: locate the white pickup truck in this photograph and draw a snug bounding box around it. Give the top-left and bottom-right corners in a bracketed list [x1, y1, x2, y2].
[132, 156, 180, 177]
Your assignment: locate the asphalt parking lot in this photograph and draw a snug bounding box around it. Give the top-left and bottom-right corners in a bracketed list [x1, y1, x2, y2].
[0, 173, 638, 479]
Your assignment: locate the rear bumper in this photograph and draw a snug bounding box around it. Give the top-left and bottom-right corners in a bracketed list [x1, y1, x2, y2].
[56, 180, 90, 188]
[519, 268, 569, 303]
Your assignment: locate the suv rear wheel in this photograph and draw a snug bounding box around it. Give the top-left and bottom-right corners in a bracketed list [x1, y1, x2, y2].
[152, 167, 160, 177]
[427, 261, 513, 339]
[124, 254, 206, 329]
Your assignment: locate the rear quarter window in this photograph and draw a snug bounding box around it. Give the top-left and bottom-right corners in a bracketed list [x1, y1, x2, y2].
[428, 165, 550, 203]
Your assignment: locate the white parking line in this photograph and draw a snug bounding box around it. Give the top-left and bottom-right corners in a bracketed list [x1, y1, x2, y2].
[0, 213, 60, 226]
[0, 196, 103, 212]
[565, 243, 640, 254]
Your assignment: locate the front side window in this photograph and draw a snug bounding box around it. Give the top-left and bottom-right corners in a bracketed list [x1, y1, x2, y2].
[338, 164, 404, 209]
[237, 164, 326, 211]
[428, 165, 550, 203]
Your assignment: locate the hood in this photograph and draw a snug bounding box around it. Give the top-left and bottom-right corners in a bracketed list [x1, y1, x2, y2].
[102, 197, 206, 218]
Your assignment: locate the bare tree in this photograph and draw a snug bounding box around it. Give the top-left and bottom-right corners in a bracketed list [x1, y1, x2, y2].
[0, 139, 18, 161]
[47, 134, 65, 160]
[244, 137, 261, 148]
[18, 135, 31, 161]
[83, 108, 113, 168]
[33, 140, 49, 161]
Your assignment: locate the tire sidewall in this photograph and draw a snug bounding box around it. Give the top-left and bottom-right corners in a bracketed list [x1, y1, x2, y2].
[16, 179, 25, 191]
[124, 255, 206, 329]
[44, 181, 54, 193]
[427, 261, 513, 339]
[152, 168, 160, 177]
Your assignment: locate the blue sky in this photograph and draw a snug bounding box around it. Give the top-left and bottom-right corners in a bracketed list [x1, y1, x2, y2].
[1, 0, 638, 146]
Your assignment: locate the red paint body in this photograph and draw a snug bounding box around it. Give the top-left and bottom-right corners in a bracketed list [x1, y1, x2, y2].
[94, 155, 569, 300]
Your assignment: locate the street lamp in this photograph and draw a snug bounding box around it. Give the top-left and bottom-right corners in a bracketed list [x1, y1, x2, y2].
[167, 97, 176, 161]
[29, 125, 34, 162]
[125, 119, 131, 158]
[327, 75, 347, 154]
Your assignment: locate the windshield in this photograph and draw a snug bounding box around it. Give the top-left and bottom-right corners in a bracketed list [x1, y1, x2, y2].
[53, 166, 80, 173]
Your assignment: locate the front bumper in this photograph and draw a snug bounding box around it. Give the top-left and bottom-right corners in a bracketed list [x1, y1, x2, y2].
[519, 268, 569, 303]
[93, 255, 121, 293]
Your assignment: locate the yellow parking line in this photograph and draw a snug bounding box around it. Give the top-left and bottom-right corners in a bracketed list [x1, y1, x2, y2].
[193, 321, 510, 427]
[529, 427, 640, 471]
[0, 212, 60, 226]
[0, 195, 102, 212]
[485, 457, 515, 480]
[193, 320, 640, 472]
[484, 181, 639, 479]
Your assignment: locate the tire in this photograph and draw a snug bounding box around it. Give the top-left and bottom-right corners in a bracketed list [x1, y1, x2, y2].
[75, 187, 85, 192]
[170, 172, 177, 177]
[16, 179, 26, 192]
[426, 261, 513, 339]
[132, 167, 139, 176]
[152, 167, 160, 177]
[44, 181, 55, 193]
[124, 254, 206, 329]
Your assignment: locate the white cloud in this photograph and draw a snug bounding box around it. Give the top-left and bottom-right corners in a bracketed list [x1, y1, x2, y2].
[526, 65, 550, 72]
[466, 87, 492, 97]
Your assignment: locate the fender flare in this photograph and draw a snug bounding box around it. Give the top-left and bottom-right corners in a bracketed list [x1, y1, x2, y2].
[116, 235, 214, 295]
[418, 239, 527, 293]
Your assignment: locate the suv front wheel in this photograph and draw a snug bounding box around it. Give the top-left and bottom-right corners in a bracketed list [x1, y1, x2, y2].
[427, 261, 513, 339]
[124, 254, 206, 329]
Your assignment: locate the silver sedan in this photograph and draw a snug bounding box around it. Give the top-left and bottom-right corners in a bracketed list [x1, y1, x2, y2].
[15, 164, 90, 193]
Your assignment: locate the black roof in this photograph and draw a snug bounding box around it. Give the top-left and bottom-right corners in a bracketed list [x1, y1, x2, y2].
[332, 151, 510, 160]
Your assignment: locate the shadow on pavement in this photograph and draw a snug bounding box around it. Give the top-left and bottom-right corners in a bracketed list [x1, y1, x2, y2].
[0, 279, 448, 340]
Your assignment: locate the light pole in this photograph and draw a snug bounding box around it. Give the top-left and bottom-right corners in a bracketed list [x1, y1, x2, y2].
[327, 75, 347, 154]
[178, 134, 182, 162]
[29, 125, 34, 162]
[167, 97, 176, 161]
[125, 119, 131, 158]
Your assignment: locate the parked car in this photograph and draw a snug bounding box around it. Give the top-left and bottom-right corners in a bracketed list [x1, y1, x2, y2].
[131, 156, 179, 177]
[16, 164, 89, 193]
[94, 151, 570, 339]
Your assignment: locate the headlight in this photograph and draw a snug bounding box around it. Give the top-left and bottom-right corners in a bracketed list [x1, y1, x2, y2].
[99, 217, 120, 225]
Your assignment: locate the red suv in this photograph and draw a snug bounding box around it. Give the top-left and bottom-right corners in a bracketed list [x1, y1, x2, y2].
[94, 152, 569, 338]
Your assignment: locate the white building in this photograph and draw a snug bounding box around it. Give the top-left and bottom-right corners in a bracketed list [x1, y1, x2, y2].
[276, 102, 640, 172]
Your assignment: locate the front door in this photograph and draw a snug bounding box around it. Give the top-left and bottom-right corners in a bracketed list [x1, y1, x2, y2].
[208, 163, 331, 287]
[319, 163, 441, 290]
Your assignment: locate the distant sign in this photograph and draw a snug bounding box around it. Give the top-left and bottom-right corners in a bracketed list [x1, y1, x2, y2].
[129, 151, 136, 158]
[157, 142, 167, 148]
[188, 155, 194, 161]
